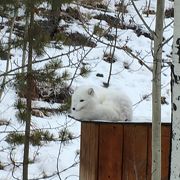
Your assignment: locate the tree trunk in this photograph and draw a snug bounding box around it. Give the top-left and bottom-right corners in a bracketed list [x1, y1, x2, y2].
[49, 0, 61, 38]
[22, 6, 34, 180]
[170, 0, 180, 179]
[21, 11, 29, 73]
[152, 1, 165, 180]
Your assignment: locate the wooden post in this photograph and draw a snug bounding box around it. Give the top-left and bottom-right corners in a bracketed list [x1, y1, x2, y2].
[80, 123, 99, 180]
[80, 122, 171, 180]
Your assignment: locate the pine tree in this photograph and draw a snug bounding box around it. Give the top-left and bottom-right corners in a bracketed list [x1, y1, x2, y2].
[22, 2, 34, 179]
[46, 0, 73, 38]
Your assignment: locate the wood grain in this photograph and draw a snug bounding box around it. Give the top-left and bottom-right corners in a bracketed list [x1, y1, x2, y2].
[80, 122, 99, 180]
[122, 124, 148, 180]
[79, 122, 171, 180]
[98, 124, 123, 180]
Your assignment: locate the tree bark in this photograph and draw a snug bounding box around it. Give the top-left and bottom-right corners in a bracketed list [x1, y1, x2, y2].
[170, 0, 180, 179]
[152, 1, 165, 180]
[21, 11, 29, 73]
[22, 6, 34, 180]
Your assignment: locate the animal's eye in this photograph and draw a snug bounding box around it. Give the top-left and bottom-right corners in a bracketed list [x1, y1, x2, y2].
[80, 99, 85, 102]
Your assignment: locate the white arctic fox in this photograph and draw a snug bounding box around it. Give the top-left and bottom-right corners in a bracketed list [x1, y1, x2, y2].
[70, 86, 133, 121]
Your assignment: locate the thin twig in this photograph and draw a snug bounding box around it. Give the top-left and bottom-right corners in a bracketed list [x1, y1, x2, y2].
[130, 0, 155, 38]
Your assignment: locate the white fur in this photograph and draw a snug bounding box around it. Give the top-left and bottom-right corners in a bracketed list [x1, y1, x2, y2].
[70, 86, 133, 121]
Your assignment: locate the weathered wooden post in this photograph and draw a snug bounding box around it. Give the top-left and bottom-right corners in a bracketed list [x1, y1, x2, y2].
[79, 121, 171, 180]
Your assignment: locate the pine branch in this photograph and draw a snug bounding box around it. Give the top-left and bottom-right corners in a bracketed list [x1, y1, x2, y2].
[0, 47, 81, 78]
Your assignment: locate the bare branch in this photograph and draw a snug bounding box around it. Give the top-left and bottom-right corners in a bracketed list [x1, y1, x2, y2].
[130, 0, 155, 38]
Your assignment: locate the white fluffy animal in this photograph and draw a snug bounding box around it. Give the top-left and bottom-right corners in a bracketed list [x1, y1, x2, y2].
[70, 86, 133, 121]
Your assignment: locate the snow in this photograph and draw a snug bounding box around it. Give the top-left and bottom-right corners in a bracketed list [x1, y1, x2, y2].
[0, 0, 173, 179]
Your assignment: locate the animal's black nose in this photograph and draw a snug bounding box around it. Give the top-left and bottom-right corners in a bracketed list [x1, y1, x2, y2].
[72, 107, 75, 111]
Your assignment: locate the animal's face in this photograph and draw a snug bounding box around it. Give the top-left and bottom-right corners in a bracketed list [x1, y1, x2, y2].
[71, 88, 95, 112]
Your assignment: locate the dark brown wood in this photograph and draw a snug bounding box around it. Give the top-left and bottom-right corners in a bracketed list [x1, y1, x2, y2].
[122, 124, 148, 180]
[147, 125, 152, 180]
[98, 124, 123, 180]
[80, 123, 99, 180]
[161, 125, 171, 180]
[80, 122, 171, 180]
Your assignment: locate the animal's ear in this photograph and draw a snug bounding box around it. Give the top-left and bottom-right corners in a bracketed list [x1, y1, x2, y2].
[88, 88, 94, 96]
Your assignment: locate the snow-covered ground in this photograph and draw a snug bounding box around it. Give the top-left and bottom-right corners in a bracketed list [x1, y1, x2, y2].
[0, 0, 174, 179]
